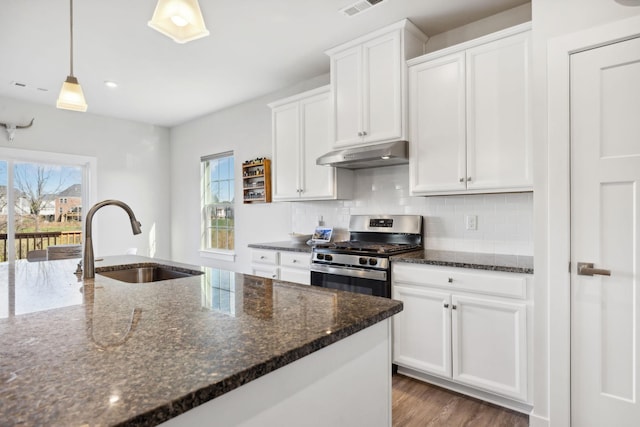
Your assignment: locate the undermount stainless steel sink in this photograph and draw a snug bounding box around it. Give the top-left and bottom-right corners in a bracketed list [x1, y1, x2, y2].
[96, 265, 203, 283]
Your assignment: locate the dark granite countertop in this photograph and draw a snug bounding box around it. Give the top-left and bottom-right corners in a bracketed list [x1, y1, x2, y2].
[0, 255, 401, 426]
[248, 241, 312, 253]
[391, 249, 534, 274]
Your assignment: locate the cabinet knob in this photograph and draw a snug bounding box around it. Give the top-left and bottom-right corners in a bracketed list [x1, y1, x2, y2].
[292, 259, 298, 263]
[448, 277, 453, 283]
[362, 131, 367, 136]
[272, 274, 277, 278]
[466, 177, 472, 182]
[444, 303, 449, 308]
[260, 256, 266, 259]
[357, 131, 363, 137]
[452, 304, 457, 310]
[459, 178, 464, 183]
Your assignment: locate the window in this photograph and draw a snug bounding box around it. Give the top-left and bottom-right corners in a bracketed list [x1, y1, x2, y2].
[201, 152, 234, 253]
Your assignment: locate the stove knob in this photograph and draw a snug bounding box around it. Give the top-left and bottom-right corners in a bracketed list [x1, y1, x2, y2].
[325, 254, 333, 261]
[368, 258, 378, 266]
[359, 257, 368, 265]
[316, 253, 325, 260]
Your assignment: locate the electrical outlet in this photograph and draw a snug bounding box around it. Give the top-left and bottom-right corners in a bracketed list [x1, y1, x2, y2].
[465, 215, 478, 231]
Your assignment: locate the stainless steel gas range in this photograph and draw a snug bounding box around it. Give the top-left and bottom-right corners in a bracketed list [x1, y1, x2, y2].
[310, 215, 422, 298]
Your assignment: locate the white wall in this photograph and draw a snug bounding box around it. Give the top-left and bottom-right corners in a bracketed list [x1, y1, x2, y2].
[531, 1, 640, 426]
[169, 75, 329, 272]
[0, 95, 171, 258]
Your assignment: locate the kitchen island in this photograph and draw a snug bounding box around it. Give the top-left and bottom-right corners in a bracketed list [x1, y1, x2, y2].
[0, 255, 402, 426]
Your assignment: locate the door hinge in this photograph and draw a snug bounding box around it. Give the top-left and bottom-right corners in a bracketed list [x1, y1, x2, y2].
[568, 261, 571, 273]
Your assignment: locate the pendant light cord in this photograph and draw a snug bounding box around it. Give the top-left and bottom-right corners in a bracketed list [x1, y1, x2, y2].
[69, 0, 74, 77]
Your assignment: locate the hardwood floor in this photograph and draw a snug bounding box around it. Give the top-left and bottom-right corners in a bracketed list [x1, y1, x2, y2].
[392, 374, 529, 427]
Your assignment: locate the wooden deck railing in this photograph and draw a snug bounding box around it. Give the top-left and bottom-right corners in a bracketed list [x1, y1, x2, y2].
[0, 231, 82, 262]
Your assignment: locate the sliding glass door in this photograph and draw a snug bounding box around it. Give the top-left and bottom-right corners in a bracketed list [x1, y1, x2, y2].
[0, 148, 96, 262]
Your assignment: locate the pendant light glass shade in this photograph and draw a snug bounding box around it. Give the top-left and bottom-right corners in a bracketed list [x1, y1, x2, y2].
[57, 0, 87, 112]
[148, 0, 210, 43]
[57, 76, 88, 112]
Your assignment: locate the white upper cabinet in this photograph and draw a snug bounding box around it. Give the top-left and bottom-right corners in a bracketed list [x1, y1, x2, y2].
[408, 24, 532, 196]
[269, 86, 353, 201]
[326, 19, 428, 149]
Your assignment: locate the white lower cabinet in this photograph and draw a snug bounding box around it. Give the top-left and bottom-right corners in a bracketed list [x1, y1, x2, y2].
[392, 263, 531, 406]
[279, 252, 312, 285]
[250, 249, 311, 285]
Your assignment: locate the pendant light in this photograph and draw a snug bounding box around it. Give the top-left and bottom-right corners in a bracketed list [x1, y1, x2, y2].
[148, 0, 210, 44]
[57, 0, 87, 112]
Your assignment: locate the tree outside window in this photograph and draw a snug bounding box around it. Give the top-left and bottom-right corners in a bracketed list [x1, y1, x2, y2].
[202, 152, 234, 251]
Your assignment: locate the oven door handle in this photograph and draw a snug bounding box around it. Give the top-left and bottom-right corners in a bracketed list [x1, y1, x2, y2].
[310, 263, 387, 281]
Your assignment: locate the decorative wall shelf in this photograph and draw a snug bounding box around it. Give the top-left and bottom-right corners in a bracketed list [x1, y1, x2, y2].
[242, 158, 272, 204]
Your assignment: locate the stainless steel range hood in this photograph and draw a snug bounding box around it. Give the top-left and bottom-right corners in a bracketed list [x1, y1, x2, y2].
[316, 140, 408, 169]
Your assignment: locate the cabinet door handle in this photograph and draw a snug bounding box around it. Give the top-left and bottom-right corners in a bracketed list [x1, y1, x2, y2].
[452, 304, 457, 310]
[444, 303, 449, 308]
[448, 277, 453, 283]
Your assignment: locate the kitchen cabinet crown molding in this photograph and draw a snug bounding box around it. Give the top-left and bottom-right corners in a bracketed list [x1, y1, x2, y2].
[324, 18, 429, 57]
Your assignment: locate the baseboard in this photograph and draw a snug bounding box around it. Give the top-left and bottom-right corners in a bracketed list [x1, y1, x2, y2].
[528, 412, 549, 427]
[396, 366, 533, 415]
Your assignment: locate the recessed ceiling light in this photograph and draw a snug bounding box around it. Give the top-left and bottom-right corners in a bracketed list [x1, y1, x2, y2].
[104, 80, 119, 89]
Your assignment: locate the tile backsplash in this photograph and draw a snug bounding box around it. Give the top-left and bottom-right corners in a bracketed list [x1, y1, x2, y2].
[291, 165, 533, 256]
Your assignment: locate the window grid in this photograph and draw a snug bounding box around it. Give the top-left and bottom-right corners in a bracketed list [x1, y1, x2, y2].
[202, 154, 234, 251]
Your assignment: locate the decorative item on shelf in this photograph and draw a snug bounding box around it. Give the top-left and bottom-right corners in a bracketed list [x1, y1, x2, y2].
[242, 157, 272, 204]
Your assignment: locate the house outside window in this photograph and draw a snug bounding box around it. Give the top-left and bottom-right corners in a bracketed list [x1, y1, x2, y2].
[201, 152, 234, 255]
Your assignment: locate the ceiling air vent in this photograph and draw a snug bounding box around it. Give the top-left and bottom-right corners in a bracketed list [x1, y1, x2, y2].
[340, 0, 387, 17]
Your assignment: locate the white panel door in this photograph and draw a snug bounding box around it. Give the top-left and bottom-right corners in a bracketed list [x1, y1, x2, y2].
[272, 103, 300, 200]
[363, 31, 402, 144]
[409, 52, 466, 194]
[466, 31, 532, 191]
[299, 91, 334, 200]
[392, 285, 452, 378]
[571, 36, 640, 427]
[451, 294, 527, 401]
[331, 47, 362, 147]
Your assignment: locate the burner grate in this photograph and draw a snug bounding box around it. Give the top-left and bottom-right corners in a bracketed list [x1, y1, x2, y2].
[328, 240, 421, 254]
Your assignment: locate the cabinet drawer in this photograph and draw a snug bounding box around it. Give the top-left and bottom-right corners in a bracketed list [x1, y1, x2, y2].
[393, 263, 528, 299]
[280, 252, 311, 269]
[280, 267, 311, 285]
[251, 249, 278, 265]
[252, 265, 278, 280]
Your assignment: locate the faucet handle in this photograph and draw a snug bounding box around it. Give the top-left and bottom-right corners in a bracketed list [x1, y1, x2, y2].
[75, 261, 83, 275]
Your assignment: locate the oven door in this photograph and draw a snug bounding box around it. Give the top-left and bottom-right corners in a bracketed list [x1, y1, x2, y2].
[310, 264, 390, 298]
